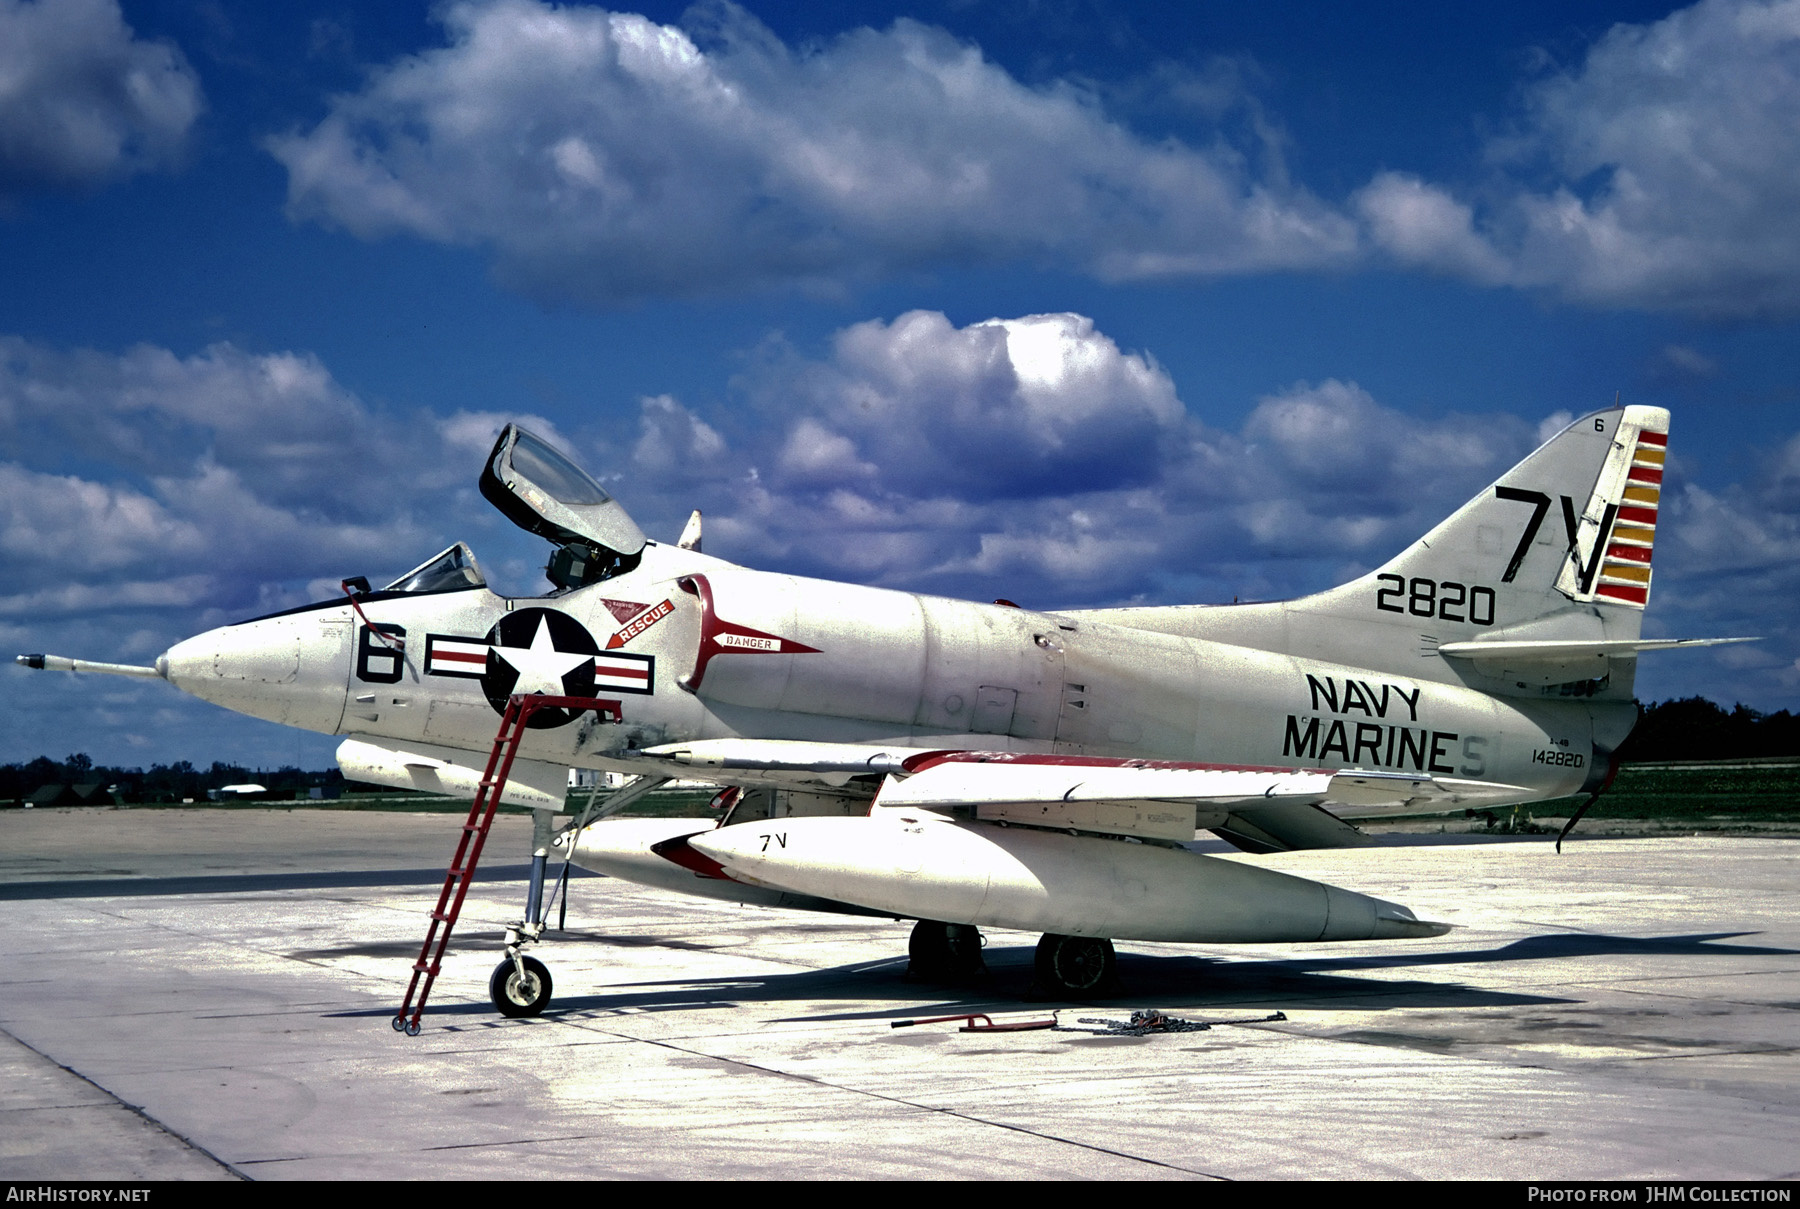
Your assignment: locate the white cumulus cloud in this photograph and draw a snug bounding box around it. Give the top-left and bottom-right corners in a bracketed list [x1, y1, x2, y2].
[0, 0, 202, 201]
[0, 336, 541, 624]
[609, 311, 1552, 604]
[266, 0, 1355, 304]
[1360, 0, 1800, 318]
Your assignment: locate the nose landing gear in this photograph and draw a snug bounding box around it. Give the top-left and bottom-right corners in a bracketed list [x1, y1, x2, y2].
[392, 694, 624, 1035]
[485, 807, 559, 1019]
[491, 952, 554, 1017]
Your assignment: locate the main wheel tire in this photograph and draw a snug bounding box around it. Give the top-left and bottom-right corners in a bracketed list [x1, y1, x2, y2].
[1034, 934, 1117, 997]
[490, 955, 553, 1018]
[908, 921, 985, 981]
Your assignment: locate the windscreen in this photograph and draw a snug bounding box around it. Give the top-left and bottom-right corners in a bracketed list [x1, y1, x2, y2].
[383, 543, 486, 594]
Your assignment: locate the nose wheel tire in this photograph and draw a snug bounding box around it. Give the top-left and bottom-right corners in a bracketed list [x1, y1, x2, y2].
[490, 956, 553, 1017]
[1034, 934, 1118, 997]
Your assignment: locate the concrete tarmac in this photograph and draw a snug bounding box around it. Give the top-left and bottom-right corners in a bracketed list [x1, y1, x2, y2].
[2, 807, 1797, 1181]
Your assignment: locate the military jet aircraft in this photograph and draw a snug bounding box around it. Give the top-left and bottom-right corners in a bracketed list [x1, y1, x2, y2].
[20, 404, 1749, 1015]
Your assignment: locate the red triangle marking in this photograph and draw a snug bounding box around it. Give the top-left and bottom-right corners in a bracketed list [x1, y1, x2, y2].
[600, 598, 648, 625]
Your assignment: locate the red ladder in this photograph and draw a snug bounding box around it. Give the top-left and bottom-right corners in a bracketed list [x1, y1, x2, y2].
[393, 693, 621, 1036]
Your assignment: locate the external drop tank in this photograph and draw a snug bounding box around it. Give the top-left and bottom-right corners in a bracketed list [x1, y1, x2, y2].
[685, 811, 1448, 944]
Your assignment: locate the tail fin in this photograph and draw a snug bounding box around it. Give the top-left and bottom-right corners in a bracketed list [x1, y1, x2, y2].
[1078, 404, 1746, 695]
[1255, 404, 1684, 692]
[1351, 404, 1667, 636]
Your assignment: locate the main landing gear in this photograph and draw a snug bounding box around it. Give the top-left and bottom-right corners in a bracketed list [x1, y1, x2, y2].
[1032, 933, 1119, 998]
[906, 922, 1122, 997]
[907, 920, 987, 982]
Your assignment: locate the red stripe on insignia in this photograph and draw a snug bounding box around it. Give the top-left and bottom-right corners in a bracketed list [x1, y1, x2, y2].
[1618, 505, 1659, 525]
[1628, 466, 1664, 484]
[1607, 543, 1652, 563]
[593, 663, 649, 680]
[1596, 583, 1649, 604]
[1637, 431, 1667, 447]
[434, 650, 487, 664]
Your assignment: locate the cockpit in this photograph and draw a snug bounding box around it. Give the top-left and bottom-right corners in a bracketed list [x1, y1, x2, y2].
[362, 425, 645, 602]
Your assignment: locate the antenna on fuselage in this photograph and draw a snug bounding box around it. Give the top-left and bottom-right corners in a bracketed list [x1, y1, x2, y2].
[678, 510, 703, 552]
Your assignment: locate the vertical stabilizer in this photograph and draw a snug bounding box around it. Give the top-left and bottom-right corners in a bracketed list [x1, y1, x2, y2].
[1071, 405, 1682, 694]
[1341, 405, 1668, 641]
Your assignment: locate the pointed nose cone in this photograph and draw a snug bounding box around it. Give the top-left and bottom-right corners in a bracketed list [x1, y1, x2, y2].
[160, 612, 354, 733]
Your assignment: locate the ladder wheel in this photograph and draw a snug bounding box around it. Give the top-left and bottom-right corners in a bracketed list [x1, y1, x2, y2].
[490, 956, 553, 1018]
[391, 1015, 408, 1033]
[404, 1019, 421, 1037]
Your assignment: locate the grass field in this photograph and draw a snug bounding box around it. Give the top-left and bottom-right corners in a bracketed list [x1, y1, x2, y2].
[1531, 759, 1800, 827]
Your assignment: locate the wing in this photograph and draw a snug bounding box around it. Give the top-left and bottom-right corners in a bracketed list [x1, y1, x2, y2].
[633, 739, 1531, 852]
[876, 753, 1530, 851]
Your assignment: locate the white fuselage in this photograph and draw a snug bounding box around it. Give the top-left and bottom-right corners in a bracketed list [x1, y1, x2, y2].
[160, 539, 1621, 806]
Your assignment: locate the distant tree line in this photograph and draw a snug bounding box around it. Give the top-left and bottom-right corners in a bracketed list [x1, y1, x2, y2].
[1, 754, 347, 805]
[1615, 698, 1800, 763]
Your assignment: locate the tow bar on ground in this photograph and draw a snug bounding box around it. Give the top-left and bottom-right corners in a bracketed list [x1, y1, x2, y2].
[887, 1008, 1290, 1036]
[891, 1012, 1058, 1032]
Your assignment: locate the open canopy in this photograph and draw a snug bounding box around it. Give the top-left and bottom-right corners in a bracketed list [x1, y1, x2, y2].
[478, 424, 646, 559]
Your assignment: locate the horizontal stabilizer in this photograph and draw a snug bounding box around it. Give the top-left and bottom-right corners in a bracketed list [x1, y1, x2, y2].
[1437, 635, 1757, 686]
[1437, 637, 1756, 661]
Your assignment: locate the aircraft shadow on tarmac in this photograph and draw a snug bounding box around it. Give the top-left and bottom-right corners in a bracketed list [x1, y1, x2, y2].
[330, 931, 1794, 1024]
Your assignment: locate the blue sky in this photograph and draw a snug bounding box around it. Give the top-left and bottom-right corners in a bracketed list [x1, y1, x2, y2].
[3, 0, 1798, 769]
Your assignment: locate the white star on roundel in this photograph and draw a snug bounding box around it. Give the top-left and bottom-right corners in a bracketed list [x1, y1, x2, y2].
[489, 614, 595, 697]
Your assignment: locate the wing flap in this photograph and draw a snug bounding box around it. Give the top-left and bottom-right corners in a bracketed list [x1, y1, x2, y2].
[1324, 770, 1535, 816]
[875, 758, 1332, 842]
[1208, 803, 1375, 853]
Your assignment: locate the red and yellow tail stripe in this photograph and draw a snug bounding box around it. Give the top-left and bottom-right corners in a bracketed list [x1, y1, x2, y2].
[1596, 429, 1664, 606]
